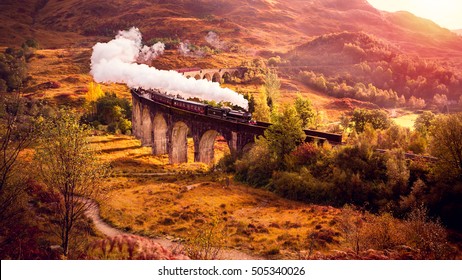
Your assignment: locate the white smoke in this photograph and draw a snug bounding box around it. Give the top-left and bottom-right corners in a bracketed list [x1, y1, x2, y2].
[205, 31, 227, 50]
[138, 42, 165, 63]
[178, 41, 191, 56]
[90, 27, 248, 109]
[178, 41, 206, 58]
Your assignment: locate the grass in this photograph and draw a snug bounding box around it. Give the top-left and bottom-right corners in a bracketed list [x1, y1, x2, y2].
[25, 48, 130, 106]
[392, 112, 419, 129]
[90, 134, 344, 259]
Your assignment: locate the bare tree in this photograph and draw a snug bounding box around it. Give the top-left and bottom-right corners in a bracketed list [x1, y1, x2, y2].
[0, 92, 36, 228]
[35, 109, 108, 257]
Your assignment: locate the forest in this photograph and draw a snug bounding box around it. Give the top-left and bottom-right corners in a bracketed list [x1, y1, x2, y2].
[278, 32, 462, 108]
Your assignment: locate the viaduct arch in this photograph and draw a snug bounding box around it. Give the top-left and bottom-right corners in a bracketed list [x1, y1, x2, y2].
[132, 90, 265, 164]
[132, 86, 342, 165]
[178, 68, 246, 83]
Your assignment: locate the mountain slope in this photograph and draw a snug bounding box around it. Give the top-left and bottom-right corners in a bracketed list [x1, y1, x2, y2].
[453, 29, 462, 36]
[1, 0, 461, 61]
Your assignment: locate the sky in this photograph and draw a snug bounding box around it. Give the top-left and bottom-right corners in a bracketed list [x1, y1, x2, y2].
[367, 0, 462, 30]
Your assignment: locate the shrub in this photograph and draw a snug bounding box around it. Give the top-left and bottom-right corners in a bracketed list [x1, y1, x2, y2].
[291, 142, 319, 166]
[0, 48, 28, 91]
[183, 220, 228, 260]
[234, 137, 276, 187]
[82, 92, 132, 135]
[268, 168, 333, 204]
[87, 235, 189, 260]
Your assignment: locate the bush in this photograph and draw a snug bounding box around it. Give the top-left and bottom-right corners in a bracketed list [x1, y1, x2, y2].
[82, 92, 132, 134]
[234, 137, 276, 187]
[268, 169, 333, 204]
[290, 142, 319, 166]
[216, 153, 237, 173]
[0, 48, 28, 91]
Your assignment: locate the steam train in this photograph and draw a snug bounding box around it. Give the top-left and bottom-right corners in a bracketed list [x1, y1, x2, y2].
[132, 88, 252, 123]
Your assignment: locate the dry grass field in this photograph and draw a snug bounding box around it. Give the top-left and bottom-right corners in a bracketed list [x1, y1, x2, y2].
[391, 113, 419, 130]
[88, 134, 344, 259]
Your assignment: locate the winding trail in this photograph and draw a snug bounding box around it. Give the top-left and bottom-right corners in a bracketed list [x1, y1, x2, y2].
[83, 198, 262, 260]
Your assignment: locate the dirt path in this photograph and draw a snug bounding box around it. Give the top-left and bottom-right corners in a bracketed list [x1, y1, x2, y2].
[82, 198, 263, 260]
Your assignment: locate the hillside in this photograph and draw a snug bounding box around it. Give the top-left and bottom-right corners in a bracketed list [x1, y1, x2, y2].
[1, 0, 461, 62]
[283, 31, 462, 104]
[454, 29, 462, 36]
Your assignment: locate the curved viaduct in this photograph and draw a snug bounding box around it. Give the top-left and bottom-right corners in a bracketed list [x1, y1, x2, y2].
[131, 90, 265, 164]
[177, 67, 246, 83]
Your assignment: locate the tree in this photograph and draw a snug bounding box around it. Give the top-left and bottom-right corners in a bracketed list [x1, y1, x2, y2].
[0, 49, 28, 91]
[408, 96, 426, 109]
[267, 56, 281, 66]
[86, 82, 104, 103]
[35, 109, 108, 256]
[377, 124, 409, 150]
[351, 109, 390, 133]
[245, 93, 255, 114]
[429, 113, 462, 179]
[252, 90, 271, 122]
[0, 93, 37, 257]
[85, 82, 104, 116]
[95, 92, 131, 125]
[385, 150, 410, 200]
[83, 92, 132, 134]
[264, 69, 280, 109]
[433, 94, 448, 112]
[234, 136, 276, 187]
[404, 205, 452, 259]
[264, 105, 306, 169]
[0, 93, 35, 193]
[294, 95, 315, 128]
[414, 111, 435, 136]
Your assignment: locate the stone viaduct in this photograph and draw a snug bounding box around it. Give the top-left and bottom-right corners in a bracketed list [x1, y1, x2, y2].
[132, 89, 265, 164]
[131, 68, 342, 164]
[132, 90, 342, 164]
[177, 67, 246, 83]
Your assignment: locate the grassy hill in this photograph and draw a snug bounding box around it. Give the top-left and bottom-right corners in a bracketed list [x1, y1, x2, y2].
[283, 31, 462, 104]
[1, 0, 461, 61]
[3, 0, 460, 124]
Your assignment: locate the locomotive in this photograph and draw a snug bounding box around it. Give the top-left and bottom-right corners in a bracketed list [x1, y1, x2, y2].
[132, 88, 252, 123]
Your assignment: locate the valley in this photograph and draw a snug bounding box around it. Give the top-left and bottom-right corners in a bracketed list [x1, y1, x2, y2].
[1, 0, 462, 261]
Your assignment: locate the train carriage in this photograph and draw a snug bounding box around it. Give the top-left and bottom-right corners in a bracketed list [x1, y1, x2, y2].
[133, 88, 253, 123]
[150, 90, 173, 106]
[172, 98, 207, 114]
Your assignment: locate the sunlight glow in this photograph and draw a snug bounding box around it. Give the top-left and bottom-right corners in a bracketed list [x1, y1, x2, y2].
[367, 0, 462, 30]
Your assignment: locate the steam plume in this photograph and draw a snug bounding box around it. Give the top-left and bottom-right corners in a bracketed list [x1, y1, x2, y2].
[90, 27, 248, 109]
[205, 31, 227, 50]
[178, 41, 192, 56]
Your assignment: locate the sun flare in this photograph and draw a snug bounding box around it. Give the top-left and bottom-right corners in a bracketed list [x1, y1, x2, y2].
[368, 0, 462, 30]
